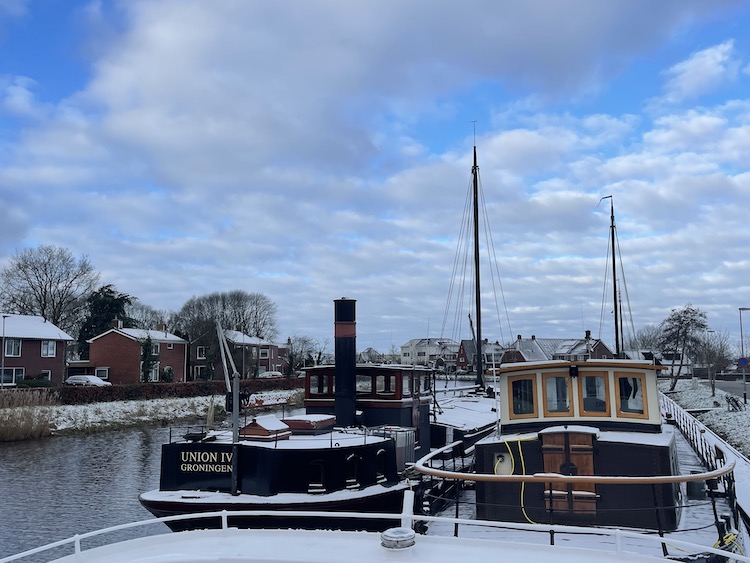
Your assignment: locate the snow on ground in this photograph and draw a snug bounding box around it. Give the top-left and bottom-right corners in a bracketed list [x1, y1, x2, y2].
[659, 378, 750, 458]
[47, 389, 304, 433]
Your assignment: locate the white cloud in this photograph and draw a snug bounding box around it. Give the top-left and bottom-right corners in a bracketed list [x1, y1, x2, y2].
[661, 40, 740, 104]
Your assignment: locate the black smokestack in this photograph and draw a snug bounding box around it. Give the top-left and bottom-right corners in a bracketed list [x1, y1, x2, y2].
[334, 298, 356, 426]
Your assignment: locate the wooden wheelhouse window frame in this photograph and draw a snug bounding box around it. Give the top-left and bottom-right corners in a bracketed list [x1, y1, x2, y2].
[577, 371, 611, 417]
[507, 374, 538, 419]
[614, 371, 649, 419]
[541, 372, 573, 417]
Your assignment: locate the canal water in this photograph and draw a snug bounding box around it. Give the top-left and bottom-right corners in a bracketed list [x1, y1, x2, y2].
[0, 424, 173, 561]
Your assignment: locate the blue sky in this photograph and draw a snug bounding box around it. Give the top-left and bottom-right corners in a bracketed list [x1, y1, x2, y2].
[1, 0, 750, 354]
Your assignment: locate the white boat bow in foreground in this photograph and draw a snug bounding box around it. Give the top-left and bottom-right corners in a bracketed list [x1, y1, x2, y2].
[2, 491, 747, 563]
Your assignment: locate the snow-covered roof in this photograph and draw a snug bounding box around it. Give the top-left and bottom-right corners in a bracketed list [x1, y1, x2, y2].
[223, 330, 275, 347]
[0, 313, 73, 341]
[89, 327, 186, 344]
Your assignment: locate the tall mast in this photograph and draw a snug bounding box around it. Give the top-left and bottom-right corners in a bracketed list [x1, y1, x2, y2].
[473, 145, 484, 386]
[609, 197, 621, 358]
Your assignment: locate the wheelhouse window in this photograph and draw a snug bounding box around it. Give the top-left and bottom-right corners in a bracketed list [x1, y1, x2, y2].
[41, 340, 56, 357]
[509, 375, 537, 418]
[356, 373, 372, 394]
[5, 339, 21, 357]
[616, 372, 647, 417]
[376, 373, 396, 395]
[402, 374, 412, 397]
[542, 373, 571, 416]
[309, 373, 331, 395]
[580, 372, 610, 415]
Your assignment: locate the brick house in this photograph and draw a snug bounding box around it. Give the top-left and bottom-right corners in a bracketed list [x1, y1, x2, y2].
[0, 313, 74, 385]
[190, 330, 288, 380]
[87, 326, 188, 384]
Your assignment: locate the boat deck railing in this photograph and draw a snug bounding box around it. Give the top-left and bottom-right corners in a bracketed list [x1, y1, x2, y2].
[2, 491, 749, 563]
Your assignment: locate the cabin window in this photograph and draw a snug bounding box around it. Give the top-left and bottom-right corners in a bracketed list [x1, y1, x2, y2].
[509, 375, 537, 418]
[542, 373, 571, 416]
[580, 372, 610, 416]
[309, 374, 331, 395]
[356, 374, 372, 394]
[307, 460, 326, 494]
[376, 374, 396, 395]
[616, 372, 647, 418]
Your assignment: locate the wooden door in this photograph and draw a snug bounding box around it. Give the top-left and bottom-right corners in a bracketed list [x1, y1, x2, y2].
[540, 431, 598, 515]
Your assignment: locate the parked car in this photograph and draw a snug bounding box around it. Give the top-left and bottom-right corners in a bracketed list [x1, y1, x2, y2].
[258, 370, 284, 378]
[65, 375, 112, 386]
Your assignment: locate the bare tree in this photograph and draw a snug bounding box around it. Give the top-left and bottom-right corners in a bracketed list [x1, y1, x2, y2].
[126, 301, 175, 329]
[0, 245, 100, 333]
[624, 324, 662, 352]
[286, 335, 317, 375]
[699, 330, 734, 396]
[174, 290, 279, 378]
[658, 304, 708, 391]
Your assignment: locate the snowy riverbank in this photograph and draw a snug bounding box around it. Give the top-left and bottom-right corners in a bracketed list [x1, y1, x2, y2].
[33, 389, 304, 436]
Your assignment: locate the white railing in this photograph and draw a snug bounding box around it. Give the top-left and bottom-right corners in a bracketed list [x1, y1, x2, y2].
[2, 490, 749, 563]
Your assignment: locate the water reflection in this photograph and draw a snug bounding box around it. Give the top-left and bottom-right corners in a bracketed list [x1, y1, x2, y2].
[0, 425, 171, 560]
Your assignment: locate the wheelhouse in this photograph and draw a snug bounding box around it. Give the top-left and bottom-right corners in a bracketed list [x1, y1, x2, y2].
[490, 359, 663, 433]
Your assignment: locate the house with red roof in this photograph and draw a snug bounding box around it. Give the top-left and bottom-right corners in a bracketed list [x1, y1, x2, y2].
[86, 323, 188, 384]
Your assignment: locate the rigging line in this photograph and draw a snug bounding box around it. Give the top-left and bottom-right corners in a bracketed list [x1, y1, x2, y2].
[441, 175, 474, 345]
[478, 174, 513, 344]
[615, 230, 637, 347]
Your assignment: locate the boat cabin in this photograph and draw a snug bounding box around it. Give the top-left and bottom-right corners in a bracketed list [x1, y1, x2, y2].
[489, 359, 663, 433]
[304, 364, 433, 456]
[476, 359, 679, 531]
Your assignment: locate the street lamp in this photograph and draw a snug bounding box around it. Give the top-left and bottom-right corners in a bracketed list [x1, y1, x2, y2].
[740, 308, 750, 404]
[1, 314, 9, 390]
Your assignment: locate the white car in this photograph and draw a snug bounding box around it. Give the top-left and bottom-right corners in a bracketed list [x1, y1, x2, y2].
[65, 375, 112, 386]
[258, 370, 284, 378]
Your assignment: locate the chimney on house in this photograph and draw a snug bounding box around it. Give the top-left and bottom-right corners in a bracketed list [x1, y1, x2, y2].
[112, 318, 123, 329]
[334, 298, 356, 427]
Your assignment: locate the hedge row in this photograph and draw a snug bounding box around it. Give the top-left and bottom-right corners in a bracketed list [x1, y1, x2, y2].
[56, 378, 304, 405]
